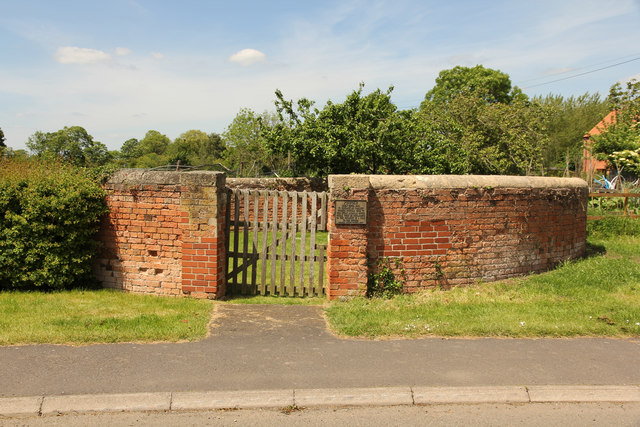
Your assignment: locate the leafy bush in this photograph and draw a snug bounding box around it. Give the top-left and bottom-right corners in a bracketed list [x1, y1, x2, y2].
[0, 159, 108, 290]
[367, 257, 405, 298]
[587, 217, 640, 237]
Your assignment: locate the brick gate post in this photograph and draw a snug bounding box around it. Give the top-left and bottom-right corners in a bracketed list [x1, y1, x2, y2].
[327, 175, 371, 299]
[179, 172, 227, 299]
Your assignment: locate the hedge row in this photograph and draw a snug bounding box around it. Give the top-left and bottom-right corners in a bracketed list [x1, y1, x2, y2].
[0, 159, 108, 291]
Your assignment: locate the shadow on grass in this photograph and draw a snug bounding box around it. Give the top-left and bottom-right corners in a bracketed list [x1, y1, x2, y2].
[585, 241, 607, 258]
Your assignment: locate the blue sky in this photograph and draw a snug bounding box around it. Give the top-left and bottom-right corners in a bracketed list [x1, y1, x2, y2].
[1, 0, 639, 151]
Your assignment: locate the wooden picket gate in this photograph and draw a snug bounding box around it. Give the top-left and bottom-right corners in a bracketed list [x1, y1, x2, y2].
[225, 189, 328, 297]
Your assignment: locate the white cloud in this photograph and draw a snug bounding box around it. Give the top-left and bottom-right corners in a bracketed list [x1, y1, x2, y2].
[115, 47, 131, 56]
[151, 52, 164, 60]
[55, 46, 111, 64]
[228, 48, 267, 66]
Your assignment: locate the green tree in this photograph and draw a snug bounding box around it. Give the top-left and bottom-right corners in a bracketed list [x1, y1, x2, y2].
[0, 128, 6, 148]
[119, 138, 142, 164]
[169, 130, 226, 165]
[591, 79, 640, 167]
[421, 65, 526, 106]
[535, 93, 609, 172]
[124, 130, 172, 168]
[417, 91, 550, 175]
[224, 109, 285, 176]
[265, 84, 414, 176]
[26, 126, 111, 167]
[138, 130, 170, 155]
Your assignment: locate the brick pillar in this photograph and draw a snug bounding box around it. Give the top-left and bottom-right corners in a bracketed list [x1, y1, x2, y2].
[327, 175, 371, 299]
[179, 172, 227, 299]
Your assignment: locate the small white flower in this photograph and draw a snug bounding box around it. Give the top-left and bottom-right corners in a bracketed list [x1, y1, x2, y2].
[520, 321, 525, 326]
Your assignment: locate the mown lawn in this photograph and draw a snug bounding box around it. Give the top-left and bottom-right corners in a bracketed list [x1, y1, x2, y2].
[325, 232, 640, 338]
[4, 218, 640, 344]
[0, 289, 213, 345]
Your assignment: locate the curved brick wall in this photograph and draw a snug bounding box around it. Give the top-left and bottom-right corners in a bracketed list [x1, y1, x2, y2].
[95, 171, 587, 300]
[327, 175, 588, 298]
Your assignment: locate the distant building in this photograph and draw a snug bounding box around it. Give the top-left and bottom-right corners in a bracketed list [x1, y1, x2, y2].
[582, 111, 615, 182]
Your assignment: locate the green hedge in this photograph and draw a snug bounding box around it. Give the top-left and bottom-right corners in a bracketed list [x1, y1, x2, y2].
[587, 217, 640, 238]
[0, 159, 108, 290]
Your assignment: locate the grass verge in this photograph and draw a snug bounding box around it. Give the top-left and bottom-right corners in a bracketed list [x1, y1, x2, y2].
[0, 289, 213, 345]
[325, 234, 640, 338]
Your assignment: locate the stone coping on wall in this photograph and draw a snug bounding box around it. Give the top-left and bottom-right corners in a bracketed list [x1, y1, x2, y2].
[107, 169, 225, 187]
[329, 174, 587, 190]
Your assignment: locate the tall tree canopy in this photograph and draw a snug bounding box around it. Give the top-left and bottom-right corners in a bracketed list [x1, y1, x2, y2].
[265, 84, 414, 176]
[535, 93, 609, 172]
[223, 108, 285, 176]
[0, 128, 6, 148]
[417, 92, 550, 175]
[26, 126, 111, 167]
[421, 65, 525, 106]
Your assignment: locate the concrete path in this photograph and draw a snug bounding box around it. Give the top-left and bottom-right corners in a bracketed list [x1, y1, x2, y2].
[1, 304, 640, 416]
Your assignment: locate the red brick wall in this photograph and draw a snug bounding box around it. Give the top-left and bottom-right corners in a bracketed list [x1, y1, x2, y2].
[95, 172, 588, 301]
[94, 170, 226, 298]
[327, 175, 588, 299]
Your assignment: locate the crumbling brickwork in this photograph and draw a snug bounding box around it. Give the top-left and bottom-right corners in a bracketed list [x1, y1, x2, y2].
[327, 175, 588, 299]
[94, 170, 226, 298]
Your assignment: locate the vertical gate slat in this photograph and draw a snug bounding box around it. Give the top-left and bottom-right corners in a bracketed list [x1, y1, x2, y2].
[289, 192, 297, 296]
[225, 188, 327, 298]
[299, 191, 308, 295]
[260, 191, 269, 295]
[320, 192, 327, 231]
[232, 191, 240, 292]
[309, 192, 317, 296]
[224, 188, 232, 288]
[279, 191, 288, 295]
[270, 192, 278, 295]
[251, 190, 259, 294]
[241, 190, 250, 294]
[317, 244, 325, 293]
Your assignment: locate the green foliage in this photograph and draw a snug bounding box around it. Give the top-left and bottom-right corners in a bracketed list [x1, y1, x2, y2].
[170, 130, 226, 165]
[417, 92, 550, 175]
[421, 65, 526, 106]
[587, 217, 640, 237]
[224, 108, 287, 176]
[591, 80, 640, 166]
[0, 127, 5, 148]
[115, 130, 226, 169]
[266, 84, 415, 176]
[267, 76, 549, 177]
[26, 126, 111, 167]
[367, 257, 405, 298]
[0, 158, 108, 291]
[534, 93, 609, 171]
[118, 138, 142, 166]
[138, 129, 171, 155]
[610, 148, 640, 175]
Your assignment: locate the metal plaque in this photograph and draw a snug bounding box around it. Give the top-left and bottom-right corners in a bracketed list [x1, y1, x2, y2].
[335, 200, 367, 225]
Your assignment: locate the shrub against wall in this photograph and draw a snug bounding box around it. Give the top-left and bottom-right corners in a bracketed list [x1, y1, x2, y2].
[0, 159, 108, 290]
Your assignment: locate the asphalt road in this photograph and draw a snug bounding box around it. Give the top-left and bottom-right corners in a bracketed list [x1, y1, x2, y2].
[1, 304, 639, 397]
